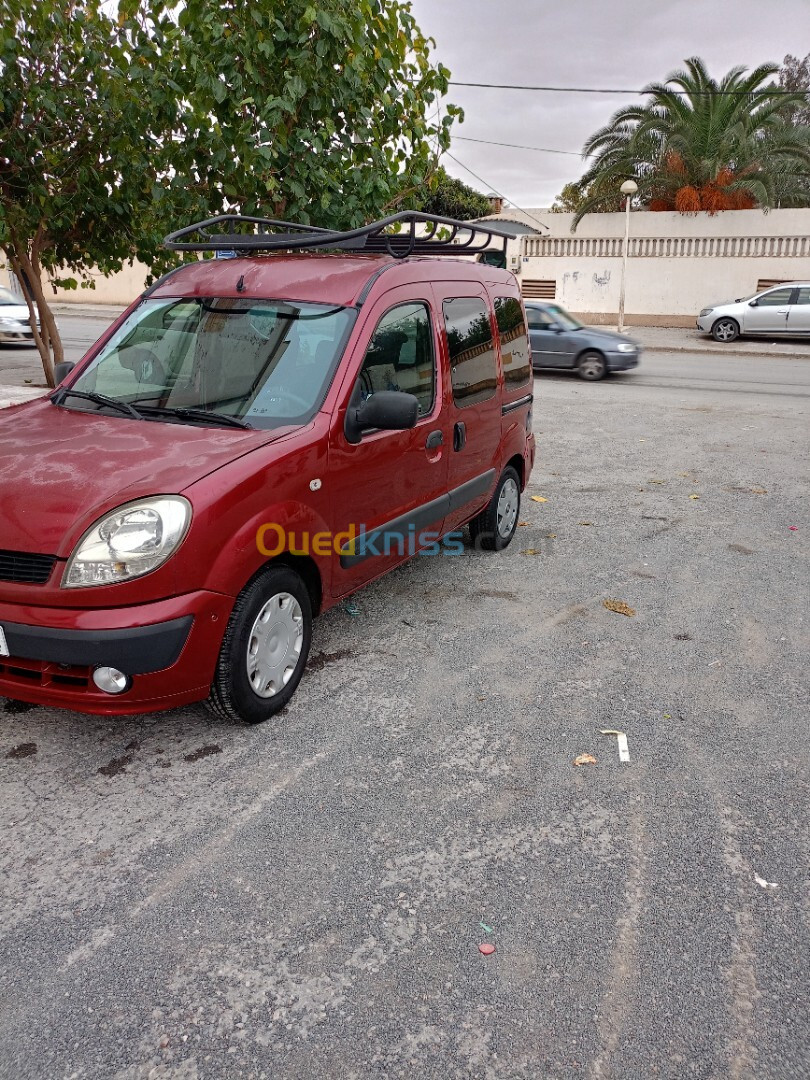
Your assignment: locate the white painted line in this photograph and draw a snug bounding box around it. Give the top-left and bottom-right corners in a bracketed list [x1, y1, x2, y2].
[599, 729, 630, 763]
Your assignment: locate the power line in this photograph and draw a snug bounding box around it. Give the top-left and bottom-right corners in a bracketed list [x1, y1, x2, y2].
[454, 135, 584, 157]
[450, 81, 807, 96]
[443, 151, 549, 233]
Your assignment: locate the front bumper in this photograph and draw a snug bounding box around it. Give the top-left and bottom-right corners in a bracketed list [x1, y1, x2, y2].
[0, 590, 233, 714]
[606, 351, 640, 371]
[0, 327, 35, 344]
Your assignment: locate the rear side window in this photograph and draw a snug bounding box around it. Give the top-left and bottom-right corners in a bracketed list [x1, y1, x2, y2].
[443, 297, 497, 408]
[358, 302, 435, 416]
[494, 297, 531, 387]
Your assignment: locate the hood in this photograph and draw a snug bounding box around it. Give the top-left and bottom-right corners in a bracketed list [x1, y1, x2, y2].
[0, 397, 281, 555]
[0, 302, 38, 324]
[583, 327, 640, 348]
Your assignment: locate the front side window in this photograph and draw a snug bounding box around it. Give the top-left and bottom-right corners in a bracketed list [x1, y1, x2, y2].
[542, 304, 582, 330]
[63, 297, 355, 430]
[756, 288, 794, 307]
[494, 297, 531, 386]
[443, 297, 497, 407]
[357, 302, 436, 417]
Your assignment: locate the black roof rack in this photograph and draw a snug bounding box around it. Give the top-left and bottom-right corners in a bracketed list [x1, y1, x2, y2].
[163, 211, 515, 259]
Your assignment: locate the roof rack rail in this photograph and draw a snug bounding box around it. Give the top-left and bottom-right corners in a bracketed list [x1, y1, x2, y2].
[163, 211, 515, 259]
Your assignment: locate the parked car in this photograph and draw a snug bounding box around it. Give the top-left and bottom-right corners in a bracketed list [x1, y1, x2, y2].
[0, 286, 39, 345]
[697, 282, 810, 342]
[0, 213, 535, 724]
[524, 301, 641, 379]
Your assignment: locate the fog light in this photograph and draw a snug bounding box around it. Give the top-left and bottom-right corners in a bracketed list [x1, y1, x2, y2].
[92, 666, 131, 694]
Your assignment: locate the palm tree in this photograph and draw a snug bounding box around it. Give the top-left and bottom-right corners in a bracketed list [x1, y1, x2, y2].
[572, 57, 810, 228]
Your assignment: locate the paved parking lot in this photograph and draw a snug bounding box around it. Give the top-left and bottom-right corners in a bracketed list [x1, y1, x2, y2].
[1, 350, 809, 1079]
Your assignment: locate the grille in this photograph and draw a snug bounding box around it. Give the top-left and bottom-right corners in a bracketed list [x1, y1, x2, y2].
[521, 278, 556, 300]
[0, 549, 57, 584]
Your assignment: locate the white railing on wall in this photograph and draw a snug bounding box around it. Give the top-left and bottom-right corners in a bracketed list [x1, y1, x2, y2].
[522, 235, 810, 259]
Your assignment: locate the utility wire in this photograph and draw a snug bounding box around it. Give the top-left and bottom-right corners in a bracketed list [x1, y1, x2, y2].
[450, 81, 808, 96]
[443, 150, 549, 233]
[455, 135, 584, 157]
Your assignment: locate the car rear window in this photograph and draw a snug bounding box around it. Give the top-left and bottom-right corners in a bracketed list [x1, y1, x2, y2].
[494, 297, 531, 387]
[442, 297, 498, 408]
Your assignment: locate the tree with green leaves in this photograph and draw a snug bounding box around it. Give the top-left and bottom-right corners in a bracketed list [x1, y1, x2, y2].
[571, 57, 810, 228]
[0, 0, 460, 384]
[550, 179, 621, 214]
[406, 166, 491, 220]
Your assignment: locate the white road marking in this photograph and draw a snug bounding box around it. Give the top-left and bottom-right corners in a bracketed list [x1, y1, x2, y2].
[600, 729, 630, 763]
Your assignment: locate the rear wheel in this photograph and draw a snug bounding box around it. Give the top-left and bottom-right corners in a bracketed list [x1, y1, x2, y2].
[711, 317, 739, 343]
[207, 565, 312, 724]
[577, 350, 607, 380]
[469, 466, 521, 551]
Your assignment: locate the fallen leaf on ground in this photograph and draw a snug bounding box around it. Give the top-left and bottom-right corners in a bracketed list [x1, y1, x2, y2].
[578, 521, 593, 526]
[750, 487, 768, 494]
[478, 943, 497, 956]
[689, 494, 700, 500]
[754, 874, 778, 889]
[573, 753, 597, 767]
[604, 599, 636, 617]
[530, 496, 548, 503]
[648, 479, 665, 484]
[677, 472, 690, 477]
[520, 548, 542, 556]
[517, 520, 530, 526]
[545, 533, 556, 538]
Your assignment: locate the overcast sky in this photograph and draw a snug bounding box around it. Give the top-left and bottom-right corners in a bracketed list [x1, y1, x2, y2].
[408, 0, 808, 209]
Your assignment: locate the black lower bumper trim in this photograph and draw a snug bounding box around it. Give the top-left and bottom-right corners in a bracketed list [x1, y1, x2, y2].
[0, 616, 193, 675]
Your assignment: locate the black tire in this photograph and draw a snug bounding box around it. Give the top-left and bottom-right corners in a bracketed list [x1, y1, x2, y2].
[711, 317, 739, 343]
[207, 565, 312, 724]
[468, 466, 521, 552]
[577, 350, 607, 380]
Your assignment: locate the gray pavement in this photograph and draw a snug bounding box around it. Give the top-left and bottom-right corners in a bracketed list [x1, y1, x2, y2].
[1, 350, 809, 1079]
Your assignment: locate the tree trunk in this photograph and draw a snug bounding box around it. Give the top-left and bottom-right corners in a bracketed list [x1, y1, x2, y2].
[7, 243, 64, 388]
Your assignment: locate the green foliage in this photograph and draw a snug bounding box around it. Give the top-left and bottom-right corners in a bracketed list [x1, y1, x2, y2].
[405, 166, 491, 220]
[0, 0, 460, 381]
[571, 56, 810, 229]
[550, 180, 621, 214]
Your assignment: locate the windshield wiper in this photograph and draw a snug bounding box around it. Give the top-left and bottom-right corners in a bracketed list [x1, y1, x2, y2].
[132, 403, 252, 430]
[52, 388, 145, 420]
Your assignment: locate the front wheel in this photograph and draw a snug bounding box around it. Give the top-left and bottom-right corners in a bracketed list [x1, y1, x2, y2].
[469, 466, 521, 551]
[577, 350, 607, 380]
[711, 317, 739, 343]
[208, 565, 312, 724]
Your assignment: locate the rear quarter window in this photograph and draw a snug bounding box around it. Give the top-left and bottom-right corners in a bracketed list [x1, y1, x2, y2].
[442, 297, 498, 408]
[494, 296, 531, 387]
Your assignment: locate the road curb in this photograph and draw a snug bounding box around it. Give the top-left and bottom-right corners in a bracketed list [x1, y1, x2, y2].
[640, 343, 810, 359]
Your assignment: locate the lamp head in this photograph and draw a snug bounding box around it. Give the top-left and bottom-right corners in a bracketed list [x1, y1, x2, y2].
[620, 180, 639, 196]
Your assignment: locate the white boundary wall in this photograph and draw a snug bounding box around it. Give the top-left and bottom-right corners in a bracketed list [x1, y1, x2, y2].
[514, 208, 810, 326]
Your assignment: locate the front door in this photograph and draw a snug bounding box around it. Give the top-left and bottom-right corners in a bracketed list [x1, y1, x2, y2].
[743, 287, 795, 333]
[527, 307, 576, 367]
[327, 289, 450, 597]
[434, 287, 503, 535]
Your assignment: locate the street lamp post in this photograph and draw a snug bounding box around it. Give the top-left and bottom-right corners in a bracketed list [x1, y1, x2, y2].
[617, 179, 638, 334]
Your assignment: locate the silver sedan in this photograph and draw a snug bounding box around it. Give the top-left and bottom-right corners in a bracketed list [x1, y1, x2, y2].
[0, 286, 39, 345]
[697, 282, 810, 342]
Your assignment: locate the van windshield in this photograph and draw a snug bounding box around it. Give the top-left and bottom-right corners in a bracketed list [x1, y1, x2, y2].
[63, 297, 356, 430]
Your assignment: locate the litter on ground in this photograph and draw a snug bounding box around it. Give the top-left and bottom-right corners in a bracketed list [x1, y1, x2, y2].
[604, 599, 636, 617]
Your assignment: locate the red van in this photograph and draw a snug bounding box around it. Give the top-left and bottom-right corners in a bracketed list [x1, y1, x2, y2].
[0, 213, 535, 723]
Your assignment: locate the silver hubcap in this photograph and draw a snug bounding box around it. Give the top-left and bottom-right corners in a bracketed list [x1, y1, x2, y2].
[497, 477, 519, 537]
[580, 355, 604, 379]
[716, 321, 735, 341]
[246, 592, 304, 698]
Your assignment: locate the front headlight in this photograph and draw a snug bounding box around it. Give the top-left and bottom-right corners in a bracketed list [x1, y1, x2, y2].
[63, 496, 191, 587]
[0, 317, 24, 329]
[616, 342, 637, 353]
[699, 308, 714, 317]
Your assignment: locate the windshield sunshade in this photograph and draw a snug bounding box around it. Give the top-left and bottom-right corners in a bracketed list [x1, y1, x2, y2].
[60, 297, 355, 430]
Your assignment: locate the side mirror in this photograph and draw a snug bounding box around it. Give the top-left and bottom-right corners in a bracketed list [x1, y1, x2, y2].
[344, 389, 419, 444]
[549, 322, 563, 333]
[748, 299, 759, 307]
[53, 361, 75, 384]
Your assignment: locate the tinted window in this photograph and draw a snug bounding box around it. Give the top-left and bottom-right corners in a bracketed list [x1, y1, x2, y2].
[756, 288, 794, 306]
[494, 297, 531, 386]
[443, 297, 497, 407]
[795, 287, 810, 306]
[526, 307, 553, 331]
[358, 303, 435, 417]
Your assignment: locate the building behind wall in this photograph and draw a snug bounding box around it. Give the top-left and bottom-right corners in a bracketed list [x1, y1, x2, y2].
[479, 207, 810, 327]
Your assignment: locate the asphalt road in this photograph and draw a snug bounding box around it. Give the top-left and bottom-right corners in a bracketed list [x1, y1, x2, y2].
[1, 334, 809, 1080]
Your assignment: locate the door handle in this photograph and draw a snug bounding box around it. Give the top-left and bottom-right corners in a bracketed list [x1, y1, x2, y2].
[425, 429, 443, 449]
[776, 308, 788, 313]
[453, 421, 466, 452]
